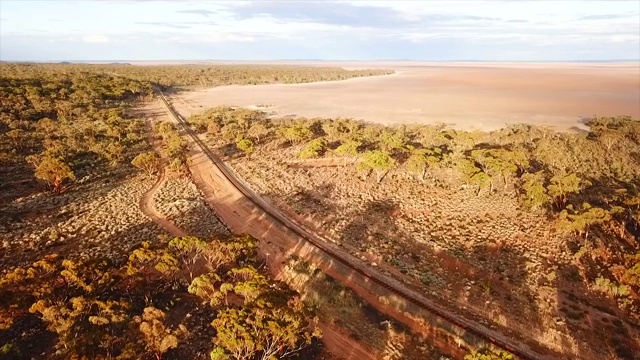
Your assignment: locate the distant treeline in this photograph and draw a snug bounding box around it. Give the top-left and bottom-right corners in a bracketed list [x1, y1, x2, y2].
[0, 62, 393, 194]
[0, 62, 394, 90]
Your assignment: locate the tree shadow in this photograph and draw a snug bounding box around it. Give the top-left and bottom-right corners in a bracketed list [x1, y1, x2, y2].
[630, 152, 640, 166]
[568, 126, 589, 134]
[468, 143, 516, 152]
[549, 164, 640, 359]
[0, 164, 39, 205]
[554, 260, 640, 360]
[283, 246, 455, 359]
[336, 198, 561, 357]
[340, 199, 407, 252]
[415, 210, 637, 359]
[283, 184, 336, 220]
[215, 143, 242, 158]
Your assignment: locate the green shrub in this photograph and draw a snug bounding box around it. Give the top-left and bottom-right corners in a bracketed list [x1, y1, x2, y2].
[236, 138, 255, 154]
[465, 347, 515, 360]
[593, 276, 630, 298]
[299, 137, 328, 158]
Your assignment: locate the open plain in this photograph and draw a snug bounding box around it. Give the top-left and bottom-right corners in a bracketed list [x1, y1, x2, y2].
[3, 0, 639, 358]
[175, 62, 640, 132]
[1, 60, 639, 360]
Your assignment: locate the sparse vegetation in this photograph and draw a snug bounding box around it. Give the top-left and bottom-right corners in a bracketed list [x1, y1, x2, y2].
[135, 307, 188, 360]
[299, 137, 328, 159]
[2, 61, 638, 360]
[132, 152, 160, 176]
[0, 235, 319, 359]
[359, 150, 396, 183]
[0, 63, 151, 202]
[2, 63, 397, 359]
[236, 137, 255, 155]
[464, 347, 515, 360]
[33, 156, 76, 193]
[192, 104, 640, 359]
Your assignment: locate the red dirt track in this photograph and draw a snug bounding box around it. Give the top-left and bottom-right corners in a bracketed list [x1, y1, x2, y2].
[159, 94, 565, 360]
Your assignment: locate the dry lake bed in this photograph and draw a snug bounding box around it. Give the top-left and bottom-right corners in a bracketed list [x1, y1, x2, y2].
[173, 62, 640, 131]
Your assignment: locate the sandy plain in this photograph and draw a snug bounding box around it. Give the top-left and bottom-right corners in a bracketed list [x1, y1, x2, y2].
[173, 62, 640, 131]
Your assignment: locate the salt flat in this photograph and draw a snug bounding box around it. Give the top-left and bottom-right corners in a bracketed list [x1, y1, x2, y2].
[174, 62, 640, 131]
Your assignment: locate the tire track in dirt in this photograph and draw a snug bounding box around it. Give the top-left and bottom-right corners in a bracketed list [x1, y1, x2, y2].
[138, 166, 187, 237]
[139, 117, 188, 237]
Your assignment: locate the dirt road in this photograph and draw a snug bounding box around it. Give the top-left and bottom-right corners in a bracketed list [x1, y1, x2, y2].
[138, 165, 188, 237]
[161, 95, 560, 360]
[139, 101, 378, 360]
[138, 118, 188, 237]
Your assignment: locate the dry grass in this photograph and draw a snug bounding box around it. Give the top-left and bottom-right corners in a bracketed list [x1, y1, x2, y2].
[219, 141, 639, 359]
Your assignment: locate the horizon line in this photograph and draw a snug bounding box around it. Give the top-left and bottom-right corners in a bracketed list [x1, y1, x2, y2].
[2, 59, 639, 63]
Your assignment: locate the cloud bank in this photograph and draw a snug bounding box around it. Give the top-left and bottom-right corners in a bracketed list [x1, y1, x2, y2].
[0, 0, 638, 61]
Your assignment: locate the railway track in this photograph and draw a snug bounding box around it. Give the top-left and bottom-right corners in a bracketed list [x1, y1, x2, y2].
[159, 93, 551, 360]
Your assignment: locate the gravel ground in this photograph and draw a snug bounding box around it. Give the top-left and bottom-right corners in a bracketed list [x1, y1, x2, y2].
[154, 175, 230, 239]
[0, 173, 168, 271]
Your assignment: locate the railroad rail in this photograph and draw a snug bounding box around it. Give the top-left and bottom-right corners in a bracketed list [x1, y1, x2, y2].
[159, 93, 550, 360]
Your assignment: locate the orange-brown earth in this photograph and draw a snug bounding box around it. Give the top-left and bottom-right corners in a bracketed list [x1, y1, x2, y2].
[147, 62, 640, 359]
[158, 97, 564, 359]
[140, 100, 395, 360]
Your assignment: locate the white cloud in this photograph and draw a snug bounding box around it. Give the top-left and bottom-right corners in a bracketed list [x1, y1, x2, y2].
[0, 0, 638, 60]
[165, 32, 255, 43]
[82, 35, 110, 43]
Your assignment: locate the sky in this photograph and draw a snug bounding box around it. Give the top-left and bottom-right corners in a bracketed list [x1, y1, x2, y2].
[0, 0, 639, 61]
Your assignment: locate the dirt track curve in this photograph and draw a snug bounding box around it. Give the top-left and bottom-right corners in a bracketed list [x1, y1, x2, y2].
[139, 118, 188, 237]
[139, 110, 374, 359]
[160, 93, 559, 360]
[138, 166, 188, 237]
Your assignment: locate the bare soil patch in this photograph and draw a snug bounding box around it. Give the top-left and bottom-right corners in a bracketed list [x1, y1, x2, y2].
[173, 63, 639, 132]
[0, 170, 168, 271]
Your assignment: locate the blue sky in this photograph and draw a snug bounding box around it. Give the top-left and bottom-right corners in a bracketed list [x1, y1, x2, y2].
[0, 0, 639, 61]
